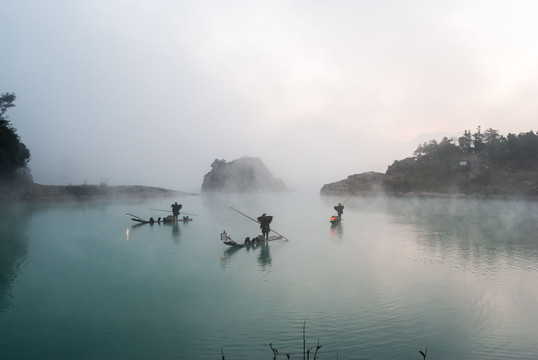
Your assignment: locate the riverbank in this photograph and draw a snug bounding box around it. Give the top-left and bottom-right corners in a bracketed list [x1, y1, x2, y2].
[0, 182, 197, 202]
[320, 171, 538, 200]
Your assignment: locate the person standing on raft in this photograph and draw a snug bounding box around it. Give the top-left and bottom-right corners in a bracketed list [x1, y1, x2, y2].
[334, 203, 344, 219]
[257, 213, 273, 240]
[171, 202, 182, 220]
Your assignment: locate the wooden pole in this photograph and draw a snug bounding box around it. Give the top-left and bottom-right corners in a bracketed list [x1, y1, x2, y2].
[229, 207, 288, 240]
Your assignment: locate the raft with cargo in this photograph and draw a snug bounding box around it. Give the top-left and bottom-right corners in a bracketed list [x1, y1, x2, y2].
[220, 231, 283, 247]
[127, 213, 193, 224]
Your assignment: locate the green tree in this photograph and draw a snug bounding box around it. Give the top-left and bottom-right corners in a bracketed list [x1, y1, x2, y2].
[483, 128, 501, 144]
[509, 131, 538, 169]
[458, 130, 472, 153]
[0, 93, 31, 180]
[482, 128, 504, 162]
[0, 92, 16, 117]
[413, 137, 459, 161]
[472, 126, 485, 153]
[437, 137, 459, 159]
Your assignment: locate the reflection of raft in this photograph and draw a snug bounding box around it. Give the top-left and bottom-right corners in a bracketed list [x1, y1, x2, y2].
[220, 231, 282, 247]
[330, 215, 341, 224]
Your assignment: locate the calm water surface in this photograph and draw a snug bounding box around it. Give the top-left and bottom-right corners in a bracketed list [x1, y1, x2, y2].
[1, 192, 537, 359]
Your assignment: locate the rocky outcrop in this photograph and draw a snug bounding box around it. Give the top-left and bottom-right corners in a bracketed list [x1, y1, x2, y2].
[320, 171, 388, 196]
[201, 157, 288, 192]
[321, 169, 538, 199]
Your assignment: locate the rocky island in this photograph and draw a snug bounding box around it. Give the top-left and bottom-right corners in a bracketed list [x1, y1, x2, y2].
[201, 157, 288, 192]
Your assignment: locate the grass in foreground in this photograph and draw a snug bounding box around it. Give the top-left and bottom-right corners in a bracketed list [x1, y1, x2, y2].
[220, 321, 429, 359]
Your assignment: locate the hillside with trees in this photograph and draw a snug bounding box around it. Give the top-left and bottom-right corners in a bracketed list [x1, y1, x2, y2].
[321, 127, 538, 198]
[0, 93, 31, 184]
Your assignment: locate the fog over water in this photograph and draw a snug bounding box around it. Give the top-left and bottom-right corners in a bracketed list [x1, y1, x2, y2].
[1, 194, 537, 359]
[2, 1, 538, 192]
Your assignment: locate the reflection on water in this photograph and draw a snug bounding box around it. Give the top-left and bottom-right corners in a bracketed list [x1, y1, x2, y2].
[0, 205, 30, 311]
[320, 194, 538, 354]
[384, 197, 538, 271]
[257, 241, 271, 268]
[171, 222, 181, 242]
[220, 240, 273, 269]
[330, 222, 344, 242]
[128, 221, 183, 243]
[1, 195, 537, 360]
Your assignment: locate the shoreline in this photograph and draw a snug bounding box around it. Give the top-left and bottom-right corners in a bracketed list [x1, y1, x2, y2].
[319, 189, 538, 201]
[1, 183, 199, 203]
[3, 182, 536, 203]
[319, 171, 538, 201]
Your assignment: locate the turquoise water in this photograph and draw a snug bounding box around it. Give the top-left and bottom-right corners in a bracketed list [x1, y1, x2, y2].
[1, 193, 537, 359]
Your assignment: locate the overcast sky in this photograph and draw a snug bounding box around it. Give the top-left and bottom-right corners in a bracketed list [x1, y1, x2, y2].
[2, 0, 537, 192]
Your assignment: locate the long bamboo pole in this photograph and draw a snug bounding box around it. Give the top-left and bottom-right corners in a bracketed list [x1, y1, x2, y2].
[342, 192, 354, 205]
[229, 207, 288, 240]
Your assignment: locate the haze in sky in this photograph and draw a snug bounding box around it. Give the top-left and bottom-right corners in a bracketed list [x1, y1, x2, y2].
[2, 1, 537, 192]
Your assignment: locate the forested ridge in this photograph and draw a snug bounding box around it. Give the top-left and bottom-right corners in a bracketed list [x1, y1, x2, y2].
[322, 127, 538, 198]
[385, 127, 538, 196]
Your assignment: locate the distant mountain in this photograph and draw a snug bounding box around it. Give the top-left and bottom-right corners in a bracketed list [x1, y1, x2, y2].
[201, 157, 288, 192]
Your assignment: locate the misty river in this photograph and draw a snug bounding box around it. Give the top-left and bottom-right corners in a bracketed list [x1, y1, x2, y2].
[1, 192, 537, 360]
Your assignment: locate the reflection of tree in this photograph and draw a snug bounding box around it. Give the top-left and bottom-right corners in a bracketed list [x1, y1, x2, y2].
[0, 206, 29, 311]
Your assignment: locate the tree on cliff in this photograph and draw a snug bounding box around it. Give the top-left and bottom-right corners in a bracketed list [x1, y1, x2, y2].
[0, 92, 31, 180]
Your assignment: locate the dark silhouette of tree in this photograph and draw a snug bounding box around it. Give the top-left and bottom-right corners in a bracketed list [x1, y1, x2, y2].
[0, 92, 31, 180]
[0, 92, 16, 117]
[472, 126, 485, 154]
[458, 130, 472, 153]
[483, 128, 501, 144]
[502, 131, 538, 169]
